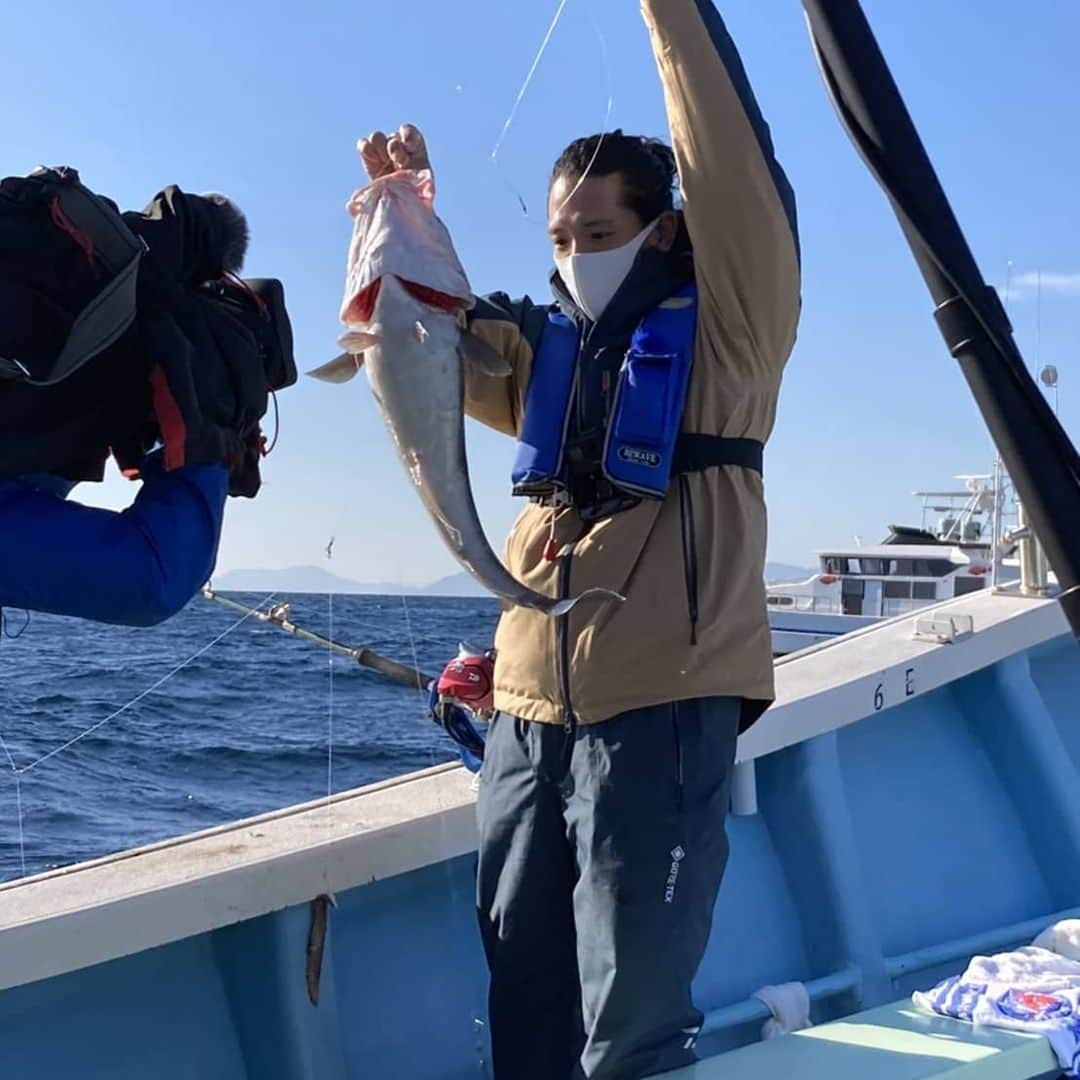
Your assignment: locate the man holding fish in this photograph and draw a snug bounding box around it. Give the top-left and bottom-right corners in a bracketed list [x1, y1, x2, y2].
[334, 0, 800, 1074]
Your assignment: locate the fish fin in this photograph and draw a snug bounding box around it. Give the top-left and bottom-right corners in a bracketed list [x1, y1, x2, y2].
[339, 329, 380, 353]
[307, 352, 364, 384]
[458, 333, 511, 378]
[548, 587, 625, 617]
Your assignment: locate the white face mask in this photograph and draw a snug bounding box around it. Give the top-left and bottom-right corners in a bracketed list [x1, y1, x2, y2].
[554, 220, 657, 323]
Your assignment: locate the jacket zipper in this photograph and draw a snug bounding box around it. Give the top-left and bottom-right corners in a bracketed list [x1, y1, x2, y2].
[556, 549, 576, 734]
[555, 517, 591, 735]
[678, 474, 700, 645]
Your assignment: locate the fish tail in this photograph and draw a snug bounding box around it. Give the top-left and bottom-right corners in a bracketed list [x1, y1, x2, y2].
[548, 588, 625, 617]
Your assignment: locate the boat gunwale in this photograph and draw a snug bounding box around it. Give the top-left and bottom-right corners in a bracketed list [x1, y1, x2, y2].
[0, 587, 1068, 993]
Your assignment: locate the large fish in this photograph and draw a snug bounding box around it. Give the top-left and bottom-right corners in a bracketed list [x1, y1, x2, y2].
[312, 252, 621, 616]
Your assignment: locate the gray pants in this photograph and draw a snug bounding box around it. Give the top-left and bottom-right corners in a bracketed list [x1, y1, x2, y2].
[476, 697, 740, 1079]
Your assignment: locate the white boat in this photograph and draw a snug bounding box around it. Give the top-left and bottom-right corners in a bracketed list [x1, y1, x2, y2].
[768, 473, 1022, 654]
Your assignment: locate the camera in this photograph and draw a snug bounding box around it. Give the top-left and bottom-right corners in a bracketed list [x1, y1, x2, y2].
[200, 275, 297, 394]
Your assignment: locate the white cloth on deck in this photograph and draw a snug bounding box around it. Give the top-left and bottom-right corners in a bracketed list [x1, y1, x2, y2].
[913, 946, 1080, 1077]
[752, 981, 812, 1040]
[1034, 920, 1080, 964]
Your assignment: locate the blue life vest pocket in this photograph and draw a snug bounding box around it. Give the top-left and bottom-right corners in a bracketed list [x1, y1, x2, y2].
[611, 352, 675, 450]
[604, 347, 692, 498]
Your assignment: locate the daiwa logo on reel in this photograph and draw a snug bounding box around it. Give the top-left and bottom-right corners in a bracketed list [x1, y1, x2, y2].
[618, 446, 662, 469]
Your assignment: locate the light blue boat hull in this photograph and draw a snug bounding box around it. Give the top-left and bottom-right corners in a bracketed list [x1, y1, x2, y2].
[0, 595, 1075, 1077]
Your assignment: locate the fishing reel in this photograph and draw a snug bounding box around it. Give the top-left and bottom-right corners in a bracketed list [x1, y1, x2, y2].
[429, 642, 495, 773]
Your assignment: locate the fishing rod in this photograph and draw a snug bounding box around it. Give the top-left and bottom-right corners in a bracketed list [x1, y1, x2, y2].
[802, 0, 1080, 639]
[200, 587, 435, 691]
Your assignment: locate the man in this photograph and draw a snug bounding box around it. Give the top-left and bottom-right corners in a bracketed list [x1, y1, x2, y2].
[0, 180, 295, 627]
[362, 0, 799, 1074]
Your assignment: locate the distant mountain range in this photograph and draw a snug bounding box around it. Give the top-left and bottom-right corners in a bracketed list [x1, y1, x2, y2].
[209, 565, 487, 596]
[765, 562, 815, 583]
[210, 562, 814, 596]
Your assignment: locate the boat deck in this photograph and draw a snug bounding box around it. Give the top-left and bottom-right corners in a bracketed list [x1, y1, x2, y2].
[674, 1002, 1060, 1079]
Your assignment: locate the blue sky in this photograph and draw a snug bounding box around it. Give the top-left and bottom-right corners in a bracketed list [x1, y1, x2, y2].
[7, 0, 1079, 583]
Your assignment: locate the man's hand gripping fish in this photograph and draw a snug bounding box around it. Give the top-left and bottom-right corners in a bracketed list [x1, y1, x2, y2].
[311, 168, 621, 616]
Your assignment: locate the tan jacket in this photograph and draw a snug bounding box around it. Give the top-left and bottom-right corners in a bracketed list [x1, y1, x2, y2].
[463, 0, 800, 729]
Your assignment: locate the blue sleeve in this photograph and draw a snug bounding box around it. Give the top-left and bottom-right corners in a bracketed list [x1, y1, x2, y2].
[0, 462, 228, 627]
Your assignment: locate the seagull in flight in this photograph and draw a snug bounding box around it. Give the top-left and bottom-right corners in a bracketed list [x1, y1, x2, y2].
[325, 537, 335, 561]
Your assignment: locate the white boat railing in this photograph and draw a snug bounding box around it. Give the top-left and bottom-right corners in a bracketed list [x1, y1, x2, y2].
[881, 597, 924, 617]
[767, 593, 842, 614]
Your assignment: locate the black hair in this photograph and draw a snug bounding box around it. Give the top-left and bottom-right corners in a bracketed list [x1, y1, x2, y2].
[550, 130, 677, 223]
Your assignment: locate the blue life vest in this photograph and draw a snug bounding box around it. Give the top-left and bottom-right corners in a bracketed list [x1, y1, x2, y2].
[511, 284, 763, 513]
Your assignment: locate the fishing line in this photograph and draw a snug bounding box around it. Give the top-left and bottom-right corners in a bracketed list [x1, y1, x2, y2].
[0, 730, 24, 881]
[490, 0, 570, 169]
[397, 587, 482, 1068]
[0, 608, 31, 646]
[18, 600, 275, 776]
[0, 732, 17, 776]
[0, 596, 274, 879]
[13, 775, 24, 880]
[398, 594, 428, 701]
[551, 0, 617, 219]
[327, 559, 335, 810]
[489, 0, 615, 222]
[32, 615, 263, 773]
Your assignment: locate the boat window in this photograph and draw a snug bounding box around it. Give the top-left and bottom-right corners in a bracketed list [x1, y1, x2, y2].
[819, 556, 956, 579]
[912, 581, 937, 600]
[954, 576, 985, 595]
[767, 595, 795, 606]
[841, 576, 864, 614]
[913, 558, 956, 577]
[884, 580, 912, 599]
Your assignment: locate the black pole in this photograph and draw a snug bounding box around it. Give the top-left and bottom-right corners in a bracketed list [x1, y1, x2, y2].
[802, 0, 1080, 637]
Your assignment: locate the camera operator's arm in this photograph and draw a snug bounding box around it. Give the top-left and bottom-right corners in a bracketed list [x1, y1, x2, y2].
[0, 458, 226, 626]
[0, 184, 291, 628]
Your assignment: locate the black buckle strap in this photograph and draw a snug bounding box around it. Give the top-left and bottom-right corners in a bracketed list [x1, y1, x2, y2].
[673, 434, 764, 476]
[528, 433, 764, 518]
